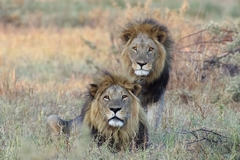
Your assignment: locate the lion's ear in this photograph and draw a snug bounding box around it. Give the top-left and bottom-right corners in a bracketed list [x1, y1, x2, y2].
[89, 84, 98, 97]
[121, 31, 131, 44]
[132, 84, 142, 96]
[157, 31, 167, 43]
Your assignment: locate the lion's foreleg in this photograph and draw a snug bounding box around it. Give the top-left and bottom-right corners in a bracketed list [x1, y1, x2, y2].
[154, 89, 165, 130]
[146, 90, 165, 130]
[147, 105, 153, 125]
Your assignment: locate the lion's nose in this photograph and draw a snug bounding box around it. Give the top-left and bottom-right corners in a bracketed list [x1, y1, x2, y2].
[110, 108, 121, 114]
[137, 62, 147, 67]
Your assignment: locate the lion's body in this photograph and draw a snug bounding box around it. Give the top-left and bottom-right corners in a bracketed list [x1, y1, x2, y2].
[120, 19, 173, 129]
[46, 71, 149, 152]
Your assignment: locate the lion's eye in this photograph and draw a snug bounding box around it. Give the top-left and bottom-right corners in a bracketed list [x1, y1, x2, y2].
[132, 46, 137, 51]
[148, 47, 154, 52]
[103, 95, 110, 101]
[122, 95, 128, 100]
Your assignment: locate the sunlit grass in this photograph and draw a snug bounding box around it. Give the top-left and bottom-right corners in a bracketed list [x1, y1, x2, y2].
[0, 0, 240, 159]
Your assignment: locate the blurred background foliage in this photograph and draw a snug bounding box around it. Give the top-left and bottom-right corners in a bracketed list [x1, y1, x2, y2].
[0, 0, 240, 28]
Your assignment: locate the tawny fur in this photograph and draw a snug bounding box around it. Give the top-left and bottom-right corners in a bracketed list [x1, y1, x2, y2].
[120, 18, 174, 128]
[121, 18, 172, 84]
[46, 71, 149, 152]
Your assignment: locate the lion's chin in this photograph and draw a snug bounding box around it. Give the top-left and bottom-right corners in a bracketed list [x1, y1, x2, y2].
[134, 70, 150, 76]
[108, 119, 124, 127]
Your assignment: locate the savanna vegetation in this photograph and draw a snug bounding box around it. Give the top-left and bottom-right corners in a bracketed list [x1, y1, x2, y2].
[0, 0, 240, 159]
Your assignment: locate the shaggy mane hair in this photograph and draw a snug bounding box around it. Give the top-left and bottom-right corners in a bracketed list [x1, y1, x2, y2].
[121, 18, 174, 105]
[79, 71, 149, 152]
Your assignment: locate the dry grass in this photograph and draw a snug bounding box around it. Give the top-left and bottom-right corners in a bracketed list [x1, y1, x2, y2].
[1, 0, 240, 159]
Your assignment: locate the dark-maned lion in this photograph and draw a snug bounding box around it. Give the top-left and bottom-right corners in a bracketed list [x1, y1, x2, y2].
[46, 71, 149, 152]
[120, 18, 174, 130]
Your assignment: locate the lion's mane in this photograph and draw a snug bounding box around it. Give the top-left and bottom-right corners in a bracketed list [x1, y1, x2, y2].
[79, 71, 149, 152]
[121, 18, 174, 106]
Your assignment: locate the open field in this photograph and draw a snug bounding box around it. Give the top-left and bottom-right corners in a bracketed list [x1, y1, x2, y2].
[1, 0, 240, 159]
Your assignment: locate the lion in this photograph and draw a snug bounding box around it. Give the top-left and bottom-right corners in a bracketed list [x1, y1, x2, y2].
[120, 18, 174, 130]
[46, 71, 149, 152]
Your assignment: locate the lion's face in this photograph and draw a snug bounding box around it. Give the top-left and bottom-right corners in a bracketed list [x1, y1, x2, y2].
[127, 33, 159, 77]
[99, 84, 133, 128]
[121, 20, 171, 84]
[81, 72, 148, 151]
[86, 73, 142, 131]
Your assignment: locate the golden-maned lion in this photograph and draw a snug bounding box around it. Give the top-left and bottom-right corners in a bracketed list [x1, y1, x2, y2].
[120, 18, 174, 130]
[46, 71, 149, 152]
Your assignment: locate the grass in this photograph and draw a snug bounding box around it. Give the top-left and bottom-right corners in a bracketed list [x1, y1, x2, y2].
[1, 0, 240, 159]
[1, 0, 240, 27]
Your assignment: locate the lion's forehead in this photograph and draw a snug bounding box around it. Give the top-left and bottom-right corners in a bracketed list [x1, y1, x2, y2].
[131, 35, 156, 49]
[103, 85, 129, 98]
[136, 32, 150, 39]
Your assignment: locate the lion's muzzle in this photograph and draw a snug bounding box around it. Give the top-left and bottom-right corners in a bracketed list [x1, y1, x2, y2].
[107, 107, 125, 127]
[134, 70, 149, 76]
[132, 60, 151, 76]
[108, 116, 124, 127]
